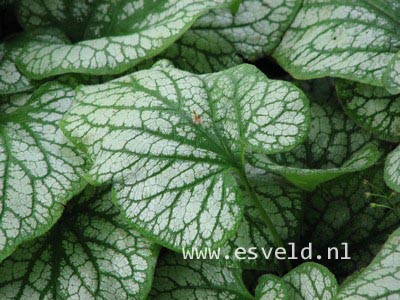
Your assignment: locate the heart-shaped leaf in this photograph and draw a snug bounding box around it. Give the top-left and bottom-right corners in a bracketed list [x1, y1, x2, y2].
[337, 226, 400, 299]
[250, 79, 381, 191]
[336, 79, 400, 142]
[16, 0, 232, 79]
[61, 62, 310, 251]
[0, 82, 87, 262]
[0, 186, 159, 300]
[149, 252, 252, 300]
[273, 0, 400, 89]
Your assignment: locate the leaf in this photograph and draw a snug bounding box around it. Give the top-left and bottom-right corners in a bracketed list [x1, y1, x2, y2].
[384, 51, 400, 95]
[306, 166, 400, 277]
[250, 79, 382, 191]
[0, 186, 159, 300]
[16, 0, 98, 42]
[384, 145, 400, 192]
[149, 252, 252, 300]
[0, 82, 87, 262]
[0, 28, 69, 95]
[161, 0, 302, 73]
[254, 263, 338, 300]
[225, 166, 303, 270]
[273, 0, 400, 88]
[337, 226, 400, 299]
[16, 0, 232, 79]
[336, 79, 400, 142]
[283, 262, 338, 300]
[255, 275, 288, 300]
[0, 42, 32, 95]
[61, 62, 310, 251]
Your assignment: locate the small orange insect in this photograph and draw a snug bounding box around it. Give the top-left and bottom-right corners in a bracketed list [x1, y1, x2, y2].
[193, 110, 203, 125]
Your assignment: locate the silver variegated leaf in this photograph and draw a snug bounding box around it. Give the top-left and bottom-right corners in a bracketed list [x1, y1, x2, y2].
[16, 0, 232, 78]
[273, 0, 400, 90]
[337, 226, 400, 299]
[149, 252, 252, 300]
[283, 263, 338, 300]
[250, 79, 381, 191]
[336, 79, 400, 142]
[384, 51, 400, 94]
[385, 145, 400, 192]
[61, 62, 310, 251]
[0, 187, 159, 300]
[0, 82, 87, 262]
[224, 166, 303, 271]
[0, 28, 68, 95]
[255, 275, 288, 300]
[161, 0, 301, 73]
[254, 263, 338, 300]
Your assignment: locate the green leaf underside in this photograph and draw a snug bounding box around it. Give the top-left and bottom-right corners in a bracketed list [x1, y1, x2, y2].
[61, 62, 310, 251]
[149, 252, 252, 300]
[0, 187, 159, 300]
[16, 0, 232, 79]
[0, 82, 87, 262]
[337, 226, 400, 299]
[306, 167, 400, 277]
[250, 79, 381, 191]
[225, 166, 302, 270]
[336, 79, 400, 142]
[255, 275, 288, 300]
[161, 0, 301, 73]
[273, 0, 400, 88]
[384, 145, 400, 192]
[0, 27, 70, 95]
[283, 263, 338, 300]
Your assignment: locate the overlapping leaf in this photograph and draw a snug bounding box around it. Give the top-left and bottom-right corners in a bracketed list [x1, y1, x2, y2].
[16, 0, 232, 79]
[250, 79, 381, 191]
[273, 0, 400, 90]
[337, 226, 400, 299]
[0, 82, 87, 262]
[336, 79, 400, 142]
[149, 252, 252, 300]
[61, 62, 310, 252]
[0, 186, 159, 300]
[161, 0, 301, 73]
[0, 28, 69, 95]
[306, 166, 400, 277]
